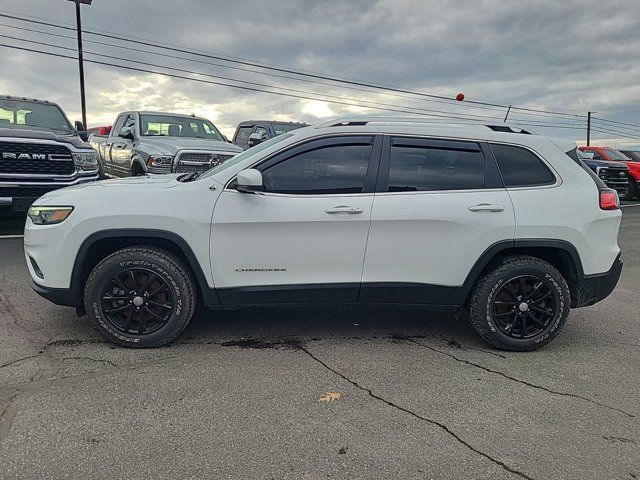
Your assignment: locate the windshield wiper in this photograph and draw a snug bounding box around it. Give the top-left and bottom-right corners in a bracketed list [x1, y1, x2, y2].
[177, 171, 200, 182]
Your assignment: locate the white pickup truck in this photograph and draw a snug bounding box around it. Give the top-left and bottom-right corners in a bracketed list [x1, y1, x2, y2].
[91, 111, 242, 178]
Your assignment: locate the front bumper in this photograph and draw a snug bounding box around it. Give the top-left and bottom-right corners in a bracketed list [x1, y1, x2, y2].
[29, 277, 77, 307]
[575, 254, 623, 307]
[0, 173, 100, 211]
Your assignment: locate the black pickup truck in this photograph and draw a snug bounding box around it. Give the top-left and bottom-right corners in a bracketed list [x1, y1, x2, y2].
[0, 96, 99, 212]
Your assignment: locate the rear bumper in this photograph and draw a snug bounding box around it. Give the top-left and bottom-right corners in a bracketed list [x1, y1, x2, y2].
[575, 254, 623, 307]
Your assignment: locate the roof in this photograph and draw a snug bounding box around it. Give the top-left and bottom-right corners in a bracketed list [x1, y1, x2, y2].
[237, 120, 309, 126]
[1, 95, 58, 106]
[282, 115, 579, 152]
[134, 111, 211, 121]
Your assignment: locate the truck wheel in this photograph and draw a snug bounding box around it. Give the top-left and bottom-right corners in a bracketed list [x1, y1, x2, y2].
[468, 256, 570, 351]
[83, 246, 196, 348]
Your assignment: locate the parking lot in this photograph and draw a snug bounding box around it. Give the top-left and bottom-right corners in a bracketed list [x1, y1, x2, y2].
[0, 207, 638, 480]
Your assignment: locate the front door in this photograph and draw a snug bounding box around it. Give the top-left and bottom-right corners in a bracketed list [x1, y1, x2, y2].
[211, 135, 381, 304]
[361, 135, 515, 305]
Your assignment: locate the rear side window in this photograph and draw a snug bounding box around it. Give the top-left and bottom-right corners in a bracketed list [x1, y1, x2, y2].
[490, 143, 556, 187]
[387, 142, 485, 192]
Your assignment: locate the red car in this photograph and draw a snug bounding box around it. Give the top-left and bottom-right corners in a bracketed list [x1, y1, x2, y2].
[579, 146, 640, 200]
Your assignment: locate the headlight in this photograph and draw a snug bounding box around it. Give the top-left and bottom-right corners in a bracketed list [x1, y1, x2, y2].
[147, 155, 173, 167]
[27, 206, 74, 225]
[72, 151, 99, 171]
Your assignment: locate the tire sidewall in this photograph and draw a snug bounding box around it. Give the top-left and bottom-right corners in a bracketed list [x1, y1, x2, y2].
[85, 250, 192, 347]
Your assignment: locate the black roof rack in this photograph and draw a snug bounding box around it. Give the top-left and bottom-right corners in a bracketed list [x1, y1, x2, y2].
[486, 125, 532, 134]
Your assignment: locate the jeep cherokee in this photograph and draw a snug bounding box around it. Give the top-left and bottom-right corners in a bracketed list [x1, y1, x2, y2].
[25, 118, 623, 350]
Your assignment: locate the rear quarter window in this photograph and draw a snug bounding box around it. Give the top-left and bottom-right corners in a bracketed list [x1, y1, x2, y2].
[490, 143, 556, 187]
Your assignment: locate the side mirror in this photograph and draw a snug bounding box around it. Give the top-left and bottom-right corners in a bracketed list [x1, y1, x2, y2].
[247, 132, 263, 148]
[236, 169, 264, 194]
[119, 125, 135, 140]
[75, 120, 88, 142]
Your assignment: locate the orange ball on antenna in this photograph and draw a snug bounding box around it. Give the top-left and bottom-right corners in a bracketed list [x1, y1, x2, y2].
[456, 93, 465, 101]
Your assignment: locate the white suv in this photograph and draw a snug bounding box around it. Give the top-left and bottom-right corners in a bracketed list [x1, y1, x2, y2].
[24, 118, 623, 350]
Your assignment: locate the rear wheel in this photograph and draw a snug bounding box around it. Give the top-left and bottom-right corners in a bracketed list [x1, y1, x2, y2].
[468, 256, 570, 351]
[84, 246, 196, 347]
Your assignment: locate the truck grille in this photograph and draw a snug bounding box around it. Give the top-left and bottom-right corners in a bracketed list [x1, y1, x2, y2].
[0, 185, 65, 199]
[598, 168, 629, 191]
[174, 151, 235, 174]
[0, 142, 75, 175]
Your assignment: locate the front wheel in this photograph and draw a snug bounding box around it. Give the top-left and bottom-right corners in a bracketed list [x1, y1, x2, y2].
[84, 246, 196, 347]
[468, 256, 570, 351]
[627, 177, 639, 200]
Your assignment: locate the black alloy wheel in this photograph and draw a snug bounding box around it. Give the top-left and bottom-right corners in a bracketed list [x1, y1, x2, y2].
[493, 275, 558, 339]
[100, 268, 174, 335]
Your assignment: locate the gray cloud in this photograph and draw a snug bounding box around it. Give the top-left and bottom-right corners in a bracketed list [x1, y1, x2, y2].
[0, 0, 638, 145]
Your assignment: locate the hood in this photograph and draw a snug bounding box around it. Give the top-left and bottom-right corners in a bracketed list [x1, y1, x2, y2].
[138, 136, 243, 155]
[0, 127, 91, 149]
[36, 174, 181, 205]
[582, 158, 628, 169]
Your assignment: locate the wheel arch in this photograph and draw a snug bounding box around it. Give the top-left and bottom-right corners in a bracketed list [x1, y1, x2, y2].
[70, 229, 219, 314]
[462, 239, 584, 307]
[131, 156, 147, 175]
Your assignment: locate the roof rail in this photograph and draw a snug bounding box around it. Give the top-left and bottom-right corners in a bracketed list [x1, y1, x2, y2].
[318, 116, 534, 134]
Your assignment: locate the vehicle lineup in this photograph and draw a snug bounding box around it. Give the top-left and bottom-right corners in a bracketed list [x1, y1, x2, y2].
[25, 118, 623, 350]
[90, 111, 243, 178]
[0, 96, 99, 211]
[580, 146, 640, 200]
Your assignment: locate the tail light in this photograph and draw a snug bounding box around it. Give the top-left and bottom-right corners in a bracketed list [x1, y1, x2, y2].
[599, 188, 620, 210]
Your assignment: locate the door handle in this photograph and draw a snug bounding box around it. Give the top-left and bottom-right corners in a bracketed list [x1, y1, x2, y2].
[325, 205, 364, 214]
[113, 144, 125, 149]
[468, 203, 505, 212]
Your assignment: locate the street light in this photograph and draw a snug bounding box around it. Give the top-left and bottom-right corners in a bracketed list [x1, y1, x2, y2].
[66, 0, 93, 131]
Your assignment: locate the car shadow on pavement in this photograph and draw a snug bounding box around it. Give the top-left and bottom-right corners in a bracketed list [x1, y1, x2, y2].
[179, 304, 484, 350]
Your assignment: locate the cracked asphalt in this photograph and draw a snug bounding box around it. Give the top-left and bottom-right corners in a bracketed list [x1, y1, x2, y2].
[0, 208, 639, 480]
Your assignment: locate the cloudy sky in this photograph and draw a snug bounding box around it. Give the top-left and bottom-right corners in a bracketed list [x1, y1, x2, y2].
[0, 0, 639, 146]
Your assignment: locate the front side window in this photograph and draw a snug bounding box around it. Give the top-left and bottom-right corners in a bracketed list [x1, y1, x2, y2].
[387, 144, 485, 192]
[603, 149, 631, 161]
[139, 114, 223, 140]
[261, 144, 372, 195]
[490, 143, 556, 187]
[235, 126, 253, 144]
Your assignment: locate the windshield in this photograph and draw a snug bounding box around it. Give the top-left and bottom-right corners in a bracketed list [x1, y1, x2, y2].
[200, 133, 294, 178]
[604, 149, 631, 161]
[273, 123, 308, 135]
[140, 114, 224, 140]
[620, 150, 640, 161]
[0, 99, 73, 134]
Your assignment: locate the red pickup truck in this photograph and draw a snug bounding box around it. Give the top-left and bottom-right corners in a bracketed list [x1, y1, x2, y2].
[579, 146, 640, 200]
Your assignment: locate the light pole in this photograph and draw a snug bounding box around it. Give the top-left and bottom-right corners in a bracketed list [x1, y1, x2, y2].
[66, 0, 92, 130]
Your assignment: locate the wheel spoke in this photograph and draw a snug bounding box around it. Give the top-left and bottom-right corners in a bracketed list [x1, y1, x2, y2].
[143, 306, 167, 321]
[137, 313, 147, 334]
[147, 299, 172, 310]
[104, 304, 132, 314]
[148, 285, 169, 297]
[122, 309, 134, 333]
[140, 273, 156, 294]
[495, 300, 516, 306]
[520, 314, 528, 337]
[114, 275, 127, 292]
[128, 270, 137, 289]
[505, 283, 518, 300]
[518, 277, 527, 296]
[495, 310, 517, 317]
[102, 295, 128, 301]
[526, 281, 544, 300]
[531, 305, 553, 317]
[526, 312, 548, 328]
[530, 291, 551, 304]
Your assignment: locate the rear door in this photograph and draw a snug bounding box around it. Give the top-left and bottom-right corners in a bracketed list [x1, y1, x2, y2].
[211, 135, 381, 304]
[361, 135, 515, 304]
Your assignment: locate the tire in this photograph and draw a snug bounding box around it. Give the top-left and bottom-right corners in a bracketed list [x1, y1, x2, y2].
[83, 246, 196, 348]
[468, 255, 570, 351]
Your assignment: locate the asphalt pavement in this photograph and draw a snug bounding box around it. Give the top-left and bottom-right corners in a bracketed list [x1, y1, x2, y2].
[0, 207, 638, 479]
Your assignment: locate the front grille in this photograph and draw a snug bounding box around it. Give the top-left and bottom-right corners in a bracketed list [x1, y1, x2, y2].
[0, 141, 75, 175]
[174, 151, 235, 174]
[0, 185, 65, 199]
